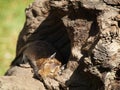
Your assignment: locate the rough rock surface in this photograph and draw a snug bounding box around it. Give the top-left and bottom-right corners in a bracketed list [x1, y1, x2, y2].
[0, 65, 45, 90]
[1, 0, 120, 90]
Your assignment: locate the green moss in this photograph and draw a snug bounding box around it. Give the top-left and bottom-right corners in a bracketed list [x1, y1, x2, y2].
[0, 0, 33, 75]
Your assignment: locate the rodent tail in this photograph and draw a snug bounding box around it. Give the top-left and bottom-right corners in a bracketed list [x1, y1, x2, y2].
[10, 54, 27, 66]
[11, 43, 29, 66]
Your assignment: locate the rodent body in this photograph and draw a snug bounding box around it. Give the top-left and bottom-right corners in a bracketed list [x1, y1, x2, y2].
[11, 40, 62, 79]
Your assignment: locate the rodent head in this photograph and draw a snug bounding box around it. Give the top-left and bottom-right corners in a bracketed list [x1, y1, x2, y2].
[36, 57, 61, 78]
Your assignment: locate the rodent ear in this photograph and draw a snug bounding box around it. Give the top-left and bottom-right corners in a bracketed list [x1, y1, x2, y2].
[49, 52, 56, 59]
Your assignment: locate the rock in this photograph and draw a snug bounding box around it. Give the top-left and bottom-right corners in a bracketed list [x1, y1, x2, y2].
[0, 65, 45, 90]
[3, 0, 120, 90]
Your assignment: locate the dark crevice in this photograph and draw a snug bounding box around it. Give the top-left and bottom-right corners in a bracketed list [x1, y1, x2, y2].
[118, 21, 120, 28]
[116, 69, 120, 80]
[97, 66, 111, 73]
[27, 12, 71, 64]
[89, 20, 99, 36]
[32, 9, 38, 18]
[103, 0, 120, 7]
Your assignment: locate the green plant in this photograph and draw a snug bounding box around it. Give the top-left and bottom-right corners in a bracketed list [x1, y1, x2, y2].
[0, 0, 33, 75]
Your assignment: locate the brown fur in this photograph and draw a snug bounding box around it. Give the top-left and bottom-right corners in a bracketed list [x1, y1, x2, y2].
[36, 58, 61, 78]
[11, 41, 62, 66]
[11, 40, 62, 80]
